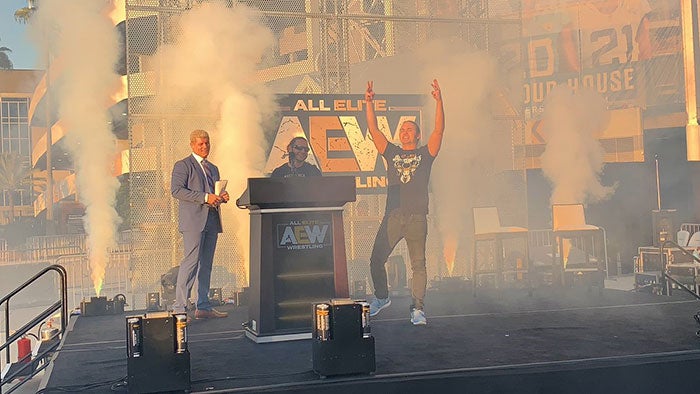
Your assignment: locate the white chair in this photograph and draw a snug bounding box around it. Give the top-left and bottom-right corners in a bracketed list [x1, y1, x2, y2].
[472, 207, 529, 294]
[687, 232, 700, 248]
[551, 203, 604, 289]
[676, 230, 690, 247]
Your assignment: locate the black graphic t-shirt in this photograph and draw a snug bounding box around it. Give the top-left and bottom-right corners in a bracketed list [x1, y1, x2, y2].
[271, 162, 322, 178]
[382, 144, 435, 215]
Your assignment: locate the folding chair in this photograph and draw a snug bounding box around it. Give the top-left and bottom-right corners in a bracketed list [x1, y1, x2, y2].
[551, 203, 604, 289]
[677, 230, 690, 248]
[472, 207, 529, 295]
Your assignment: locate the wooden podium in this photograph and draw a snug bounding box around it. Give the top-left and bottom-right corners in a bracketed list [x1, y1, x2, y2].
[237, 176, 356, 343]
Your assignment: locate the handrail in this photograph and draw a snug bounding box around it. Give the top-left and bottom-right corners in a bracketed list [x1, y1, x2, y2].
[1, 339, 61, 394]
[660, 239, 700, 265]
[0, 264, 68, 392]
[663, 272, 700, 301]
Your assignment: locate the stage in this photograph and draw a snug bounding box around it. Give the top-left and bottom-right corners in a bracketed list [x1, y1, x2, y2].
[39, 282, 700, 393]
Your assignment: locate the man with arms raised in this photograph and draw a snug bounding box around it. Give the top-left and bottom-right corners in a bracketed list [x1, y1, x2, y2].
[365, 80, 445, 325]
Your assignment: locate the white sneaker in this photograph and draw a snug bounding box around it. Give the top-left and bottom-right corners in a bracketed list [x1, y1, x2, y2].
[410, 308, 427, 325]
[369, 297, 391, 317]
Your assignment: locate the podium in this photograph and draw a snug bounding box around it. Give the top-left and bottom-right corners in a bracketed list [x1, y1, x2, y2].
[237, 176, 356, 343]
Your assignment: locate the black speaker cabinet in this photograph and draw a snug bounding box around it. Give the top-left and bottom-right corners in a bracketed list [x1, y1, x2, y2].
[312, 300, 375, 377]
[652, 209, 677, 247]
[126, 313, 190, 393]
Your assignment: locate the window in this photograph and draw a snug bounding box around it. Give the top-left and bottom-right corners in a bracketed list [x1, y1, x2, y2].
[0, 98, 32, 207]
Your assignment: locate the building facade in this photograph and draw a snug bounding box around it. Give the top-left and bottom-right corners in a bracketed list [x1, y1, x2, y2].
[0, 70, 43, 225]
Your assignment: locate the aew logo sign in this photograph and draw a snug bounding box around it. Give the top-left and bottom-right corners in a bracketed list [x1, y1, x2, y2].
[265, 94, 424, 194]
[277, 219, 332, 250]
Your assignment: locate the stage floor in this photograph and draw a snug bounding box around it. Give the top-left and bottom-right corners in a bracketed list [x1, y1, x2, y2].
[39, 283, 700, 393]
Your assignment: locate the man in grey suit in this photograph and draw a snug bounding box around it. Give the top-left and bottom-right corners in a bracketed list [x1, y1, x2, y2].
[171, 129, 230, 319]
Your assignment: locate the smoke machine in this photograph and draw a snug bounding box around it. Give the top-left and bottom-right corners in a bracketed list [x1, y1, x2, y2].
[80, 294, 126, 316]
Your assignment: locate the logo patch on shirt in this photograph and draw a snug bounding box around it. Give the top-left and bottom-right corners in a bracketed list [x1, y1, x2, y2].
[392, 153, 422, 183]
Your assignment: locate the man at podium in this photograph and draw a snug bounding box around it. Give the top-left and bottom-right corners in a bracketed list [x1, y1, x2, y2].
[364, 79, 445, 326]
[271, 136, 322, 178]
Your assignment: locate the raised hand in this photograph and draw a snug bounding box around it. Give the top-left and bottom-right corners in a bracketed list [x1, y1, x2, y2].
[431, 79, 441, 101]
[426, 78, 445, 157]
[365, 80, 375, 102]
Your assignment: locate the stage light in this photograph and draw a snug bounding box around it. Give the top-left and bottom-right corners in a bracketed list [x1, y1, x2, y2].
[352, 280, 367, 298]
[160, 267, 178, 311]
[235, 287, 249, 306]
[208, 288, 223, 305]
[34, 319, 61, 364]
[40, 323, 59, 342]
[147, 292, 161, 311]
[430, 276, 470, 292]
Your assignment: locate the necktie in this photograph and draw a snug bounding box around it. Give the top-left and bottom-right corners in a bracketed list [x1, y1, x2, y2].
[202, 160, 215, 193]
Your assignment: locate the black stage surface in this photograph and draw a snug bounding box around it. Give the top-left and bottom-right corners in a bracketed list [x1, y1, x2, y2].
[40, 286, 700, 393]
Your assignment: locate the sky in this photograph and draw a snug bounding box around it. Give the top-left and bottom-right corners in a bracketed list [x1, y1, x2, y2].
[0, 0, 39, 69]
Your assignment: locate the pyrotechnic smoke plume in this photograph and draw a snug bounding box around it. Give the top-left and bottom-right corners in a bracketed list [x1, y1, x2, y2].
[155, 2, 275, 286]
[541, 85, 615, 205]
[418, 41, 502, 276]
[29, 0, 123, 296]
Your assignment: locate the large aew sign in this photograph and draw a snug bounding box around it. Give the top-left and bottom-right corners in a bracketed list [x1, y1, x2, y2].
[264, 94, 424, 194]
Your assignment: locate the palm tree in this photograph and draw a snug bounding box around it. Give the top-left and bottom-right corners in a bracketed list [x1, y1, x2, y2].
[14, 6, 33, 24]
[0, 152, 34, 224]
[0, 39, 13, 70]
[7, 3, 35, 69]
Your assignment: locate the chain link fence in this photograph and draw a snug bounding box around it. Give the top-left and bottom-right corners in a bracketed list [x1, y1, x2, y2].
[118, 0, 686, 306]
[120, 0, 525, 308]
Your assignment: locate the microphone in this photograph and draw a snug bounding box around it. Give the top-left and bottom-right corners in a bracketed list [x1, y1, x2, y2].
[288, 150, 297, 175]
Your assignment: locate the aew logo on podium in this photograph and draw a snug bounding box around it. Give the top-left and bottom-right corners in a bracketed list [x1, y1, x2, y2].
[277, 219, 332, 250]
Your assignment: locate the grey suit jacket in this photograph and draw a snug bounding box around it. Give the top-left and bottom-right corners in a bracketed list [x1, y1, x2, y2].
[171, 154, 223, 233]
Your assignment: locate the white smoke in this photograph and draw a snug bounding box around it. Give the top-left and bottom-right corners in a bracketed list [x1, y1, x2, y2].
[155, 2, 275, 287]
[29, 0, 122, 296]
[540, 85, 615, 205]
[418, 41, 502, 276]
